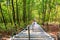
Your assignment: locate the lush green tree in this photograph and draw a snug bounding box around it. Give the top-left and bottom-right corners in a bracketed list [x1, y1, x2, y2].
[0, 0, 7, 30]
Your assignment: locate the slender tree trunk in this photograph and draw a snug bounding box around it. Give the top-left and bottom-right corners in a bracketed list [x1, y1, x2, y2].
[16, 0, 20, 25]
[11, 0, 15, 23]
[42, 0, 46, 25]
[23, 0, 26, 26]
[0, 3, 7, 30]
[11, 0, 17, 34]
[42, 0, 44, 25]
[7, 0, 12, 24]
[48, 0, 51, 22]
[47, 0, 51, 32]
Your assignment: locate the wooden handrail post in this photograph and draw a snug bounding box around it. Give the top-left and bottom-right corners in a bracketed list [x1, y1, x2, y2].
[28, 25, 30, 40]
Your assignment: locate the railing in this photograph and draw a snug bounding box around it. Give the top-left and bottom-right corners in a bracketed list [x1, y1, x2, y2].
[11, 38, 54, 40]
[11, 25, 54, 40]
[28, 25, 30, 40]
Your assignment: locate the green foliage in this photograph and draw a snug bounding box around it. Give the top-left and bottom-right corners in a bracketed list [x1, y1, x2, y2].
[0, 0, 60, 34]
[0, 0, 4, 2]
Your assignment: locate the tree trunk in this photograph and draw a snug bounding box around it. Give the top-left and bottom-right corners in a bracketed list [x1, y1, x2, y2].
[23, 0, 26, 26]
[7, 0, 12, 24]
[11, 0, 18, 34]
[16, 0, 20, 25]
[0, 3, 7, 30]
[42, 0, 47, 25]
[48, 0, 51, 22]
[11, 0, 15, 23]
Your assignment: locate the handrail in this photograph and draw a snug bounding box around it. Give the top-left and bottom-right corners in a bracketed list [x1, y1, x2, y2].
[28, 25, 30, 40]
